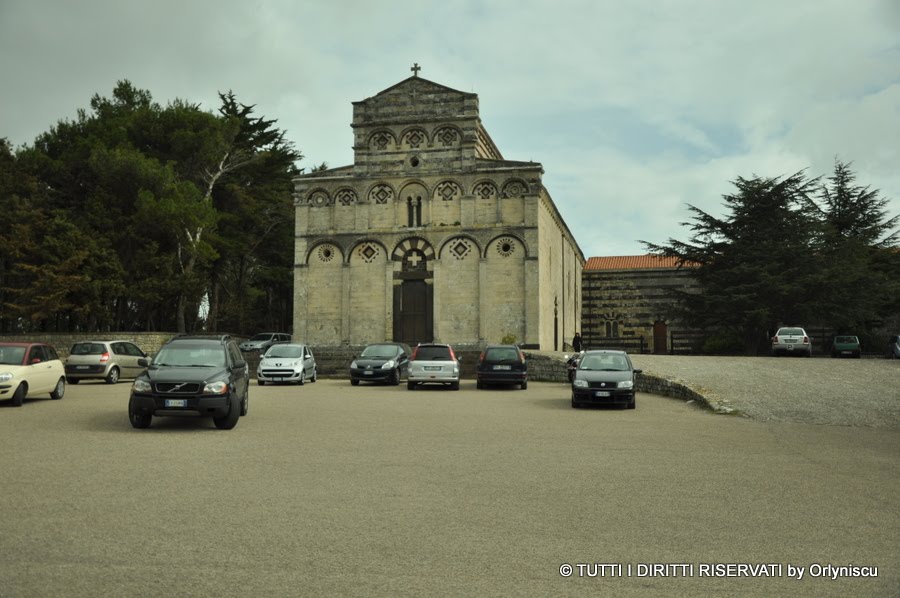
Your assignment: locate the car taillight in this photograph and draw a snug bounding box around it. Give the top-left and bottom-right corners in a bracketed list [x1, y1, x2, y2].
[772, 336, 778, 344]
[100, 352, 110, 363]
[410, 348, 418, 360]
[803, 336, 809, 343]
[449, 347, 457, 361]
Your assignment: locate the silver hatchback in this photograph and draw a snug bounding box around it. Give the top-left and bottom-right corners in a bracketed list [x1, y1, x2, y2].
[65, 340, 149, 384]
[257, 343, 317, 385]
[407, 343, 461, 390]
[771, 327, 812, 357]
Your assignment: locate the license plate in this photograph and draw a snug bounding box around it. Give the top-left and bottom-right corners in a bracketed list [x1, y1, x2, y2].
[785, 339, 797, 343]
[165, 399, 186, 408]
[76, 365, 90, 370]
[787, 345, 794, 350]
[493, 365, 511, 370]
[424, 366, 442, 371]
[273, 377, 283, 382]
[364, 371, 373, 376]
[595, 391, 611, 397]
[841, 350, 852, 355]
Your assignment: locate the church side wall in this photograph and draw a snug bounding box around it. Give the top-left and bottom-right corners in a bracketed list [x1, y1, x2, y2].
[536, 194, 582, 351]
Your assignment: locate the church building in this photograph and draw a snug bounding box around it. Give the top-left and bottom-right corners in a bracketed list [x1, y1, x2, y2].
[292, 69, 583, 350]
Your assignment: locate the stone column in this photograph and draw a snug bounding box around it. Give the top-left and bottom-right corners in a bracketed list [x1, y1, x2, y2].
[293, 265, 309, 341]
[341, 262, 351, 345]
[524, 257, 540, 348]
[478, 258, 488, 343]
[385, 261, 394, 341]
[431, 258, 442, 342]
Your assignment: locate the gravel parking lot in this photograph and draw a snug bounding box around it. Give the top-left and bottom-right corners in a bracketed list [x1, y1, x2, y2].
[630, 355, 900, 429]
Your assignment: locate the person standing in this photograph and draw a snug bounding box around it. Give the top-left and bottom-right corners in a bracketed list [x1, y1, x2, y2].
[572, 332, 583, 352]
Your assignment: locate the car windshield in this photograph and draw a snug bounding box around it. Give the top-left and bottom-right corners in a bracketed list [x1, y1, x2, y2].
[361, 345, 400, 359]
[414, 346, 452, 360]
[778, 328, 804, 336]
[153, 344, 226, 367]
[579, 355, 630, 371]
[249, 334, 273, 341]
[266, 345, 303, 359]
[484, 348, 519, 362]
[0, 345, 26, 365]
[71, 342, 106, 355]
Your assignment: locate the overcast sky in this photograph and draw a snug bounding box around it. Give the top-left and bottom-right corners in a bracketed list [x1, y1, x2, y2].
[2, 0, 898, 258]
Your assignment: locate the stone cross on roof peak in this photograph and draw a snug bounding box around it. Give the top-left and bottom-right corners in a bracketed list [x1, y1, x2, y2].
[410, 63, 421, 77]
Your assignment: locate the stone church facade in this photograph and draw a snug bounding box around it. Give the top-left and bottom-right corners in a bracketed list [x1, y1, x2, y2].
[292, 74, 583, 350]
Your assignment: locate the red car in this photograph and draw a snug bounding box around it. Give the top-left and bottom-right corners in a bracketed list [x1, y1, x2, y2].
[0, 342, 67, 406]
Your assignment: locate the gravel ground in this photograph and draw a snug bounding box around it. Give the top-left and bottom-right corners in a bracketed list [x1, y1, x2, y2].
[629, 354, 900, 429]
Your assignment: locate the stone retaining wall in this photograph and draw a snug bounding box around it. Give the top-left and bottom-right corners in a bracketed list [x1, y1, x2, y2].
[0, 332, 178, 358]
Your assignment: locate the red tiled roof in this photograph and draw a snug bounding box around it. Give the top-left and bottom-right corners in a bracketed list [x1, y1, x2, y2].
[584, 255, 692, 271]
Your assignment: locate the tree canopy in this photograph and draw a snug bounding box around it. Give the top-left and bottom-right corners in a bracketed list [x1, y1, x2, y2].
[644, 161, 900, 354]
[0, 80, 306, 334]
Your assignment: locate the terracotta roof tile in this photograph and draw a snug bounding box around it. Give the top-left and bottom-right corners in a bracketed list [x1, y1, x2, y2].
[584, 255, 693, 271]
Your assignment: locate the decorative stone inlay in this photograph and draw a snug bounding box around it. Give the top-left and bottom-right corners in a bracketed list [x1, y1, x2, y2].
[317, 245, 337, 263]
[495, 237, 517, 257]
[402, 129, 425, 148]
[310, 191, 331, 207]
[335, 189, 357, 206]
[473, 181, 497, 199]
[369, 184, 394, 204]
[358, 243, 379, 263]
[449, 239, 472, 260]
[435, 181, 461, 201]
[404, 249, 427, 271]
[501, 180, 527, 198]
[371, 131, 394, 150]
[435, 127, 458, 147]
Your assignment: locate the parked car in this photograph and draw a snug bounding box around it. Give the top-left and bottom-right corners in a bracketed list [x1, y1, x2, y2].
[65, 340, 148, 384]
[350, 342, 411, 386]
[476, 345, 527, 389]
[771, 327, 812, 357]
[830, 335, 861, 358]
[128, 335, 249, 430]
[0, 342, 66, 407]
[257, 343, 317, 386]
[571, 349, 641, 409]
[239, 332, 291, 353]
[407, 343, 461, 390]
[887, 335, 900, 360]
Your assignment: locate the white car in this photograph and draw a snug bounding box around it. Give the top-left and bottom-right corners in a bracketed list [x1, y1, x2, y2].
[771, 327, 812, 357]
[0, 342, 66, 407]
[257, 343, 317, 385]
[239, 332, 291, 353]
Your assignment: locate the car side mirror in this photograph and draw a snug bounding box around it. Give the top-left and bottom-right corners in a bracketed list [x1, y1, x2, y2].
[457, 356, 462, 362]
[234, 360, 247, 370]
[30, 358, 42, 364]
[138, 358, 149, 367]
[633, 369, 643, 374]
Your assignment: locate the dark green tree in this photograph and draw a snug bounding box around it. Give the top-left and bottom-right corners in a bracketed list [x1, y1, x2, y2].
[644, 171, 821, 354]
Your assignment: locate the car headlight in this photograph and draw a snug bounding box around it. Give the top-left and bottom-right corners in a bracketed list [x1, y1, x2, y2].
[381, 360, 396, 369]
[617, 380, 634, 389]
[0, 372, 13, 383]
[573, 379, 588, 388]
[350, 361, 357, 369]
[204, 381, 229, 394]
[132, 379, 151, 393]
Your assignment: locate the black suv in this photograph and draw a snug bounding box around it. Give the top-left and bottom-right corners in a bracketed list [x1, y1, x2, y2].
[128, 335, 249, 430]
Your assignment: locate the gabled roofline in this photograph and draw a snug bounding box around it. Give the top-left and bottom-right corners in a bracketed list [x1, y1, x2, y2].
[353, 76, 477, 105]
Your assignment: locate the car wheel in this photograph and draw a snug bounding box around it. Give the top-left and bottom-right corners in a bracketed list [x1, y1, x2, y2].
[571, 394, 580, 409]
[50, 377, 65, 400]
[11, 383, 25, 407]
[407, 381, 416, 391]
[66, 377, 80, 384]
[128, 398, 151, 429]
[476, 380, 483, 390]
[298, 370, 305, 386]
[521, 381, 528, 390]
[351, 379, 360, 386]
[627, 395, 636, 409]
[213, 395, 240, 430]
[389, 368, 400, 386]
[257, 379, 265, 386]
[450, 381, 460, 391]
[105, 367, 120, 384]
[240, 390, 249, 416]
[311, 368, 317, 382]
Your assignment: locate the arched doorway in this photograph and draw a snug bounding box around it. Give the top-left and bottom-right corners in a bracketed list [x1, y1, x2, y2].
[392, 243, 434, 345]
